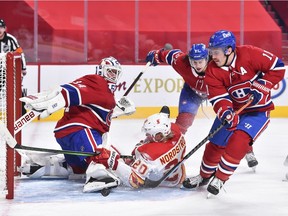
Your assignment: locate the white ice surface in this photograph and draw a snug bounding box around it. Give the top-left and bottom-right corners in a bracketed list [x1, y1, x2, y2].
[1, 117, 288, 216]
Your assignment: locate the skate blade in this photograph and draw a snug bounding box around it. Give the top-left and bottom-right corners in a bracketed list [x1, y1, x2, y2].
[206, 192, 213, 199]
[251, 166, 257, 173]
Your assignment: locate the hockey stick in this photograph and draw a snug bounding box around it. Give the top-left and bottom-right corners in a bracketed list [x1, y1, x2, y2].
[1, 120, 133, 159]
[14, 109, 42, 134]
[117, 61, 151, 111]
[123, 61, 151, 97]
[1, 120, 100, 156]
[143, 98, 254, 188]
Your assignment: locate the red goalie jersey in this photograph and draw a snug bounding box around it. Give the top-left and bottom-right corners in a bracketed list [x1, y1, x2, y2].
[115, 123, 187, 188]
[54, 74, 116, 138]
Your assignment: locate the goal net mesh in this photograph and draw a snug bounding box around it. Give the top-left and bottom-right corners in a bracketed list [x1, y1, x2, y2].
[0, 52, 22, 199]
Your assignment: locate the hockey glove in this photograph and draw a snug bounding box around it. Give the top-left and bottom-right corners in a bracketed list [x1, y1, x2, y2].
[217, 107, 239, 131]
[112, 96, 136, 118]
[92, 148, 120, 171]
[250, 79, 272, 105]
[146, 50, 161, 66]
[19, 87, 66, 119]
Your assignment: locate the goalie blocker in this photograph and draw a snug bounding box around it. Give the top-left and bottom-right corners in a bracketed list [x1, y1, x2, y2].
[20, 88, 135, 120]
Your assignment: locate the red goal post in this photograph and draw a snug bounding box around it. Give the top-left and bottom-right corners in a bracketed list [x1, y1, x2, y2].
[0, 52, 22, 199]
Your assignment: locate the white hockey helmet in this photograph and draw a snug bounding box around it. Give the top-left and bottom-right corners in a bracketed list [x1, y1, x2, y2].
[142, 113, 171, 142]
[95, 56, 122, 84]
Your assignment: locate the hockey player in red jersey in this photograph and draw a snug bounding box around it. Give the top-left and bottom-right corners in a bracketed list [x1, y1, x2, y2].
[146, 43, 208, 135]
[19, 56, 136, 191]
[86, 107, 187, 192]
[182, 30, 286, 196]
[146, 43, 259, 169]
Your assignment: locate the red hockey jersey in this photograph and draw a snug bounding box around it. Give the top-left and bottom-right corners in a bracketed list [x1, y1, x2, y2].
[158, 49, 208, 98]
[205, 45, 286, 114]
[54, 74, 116, 138]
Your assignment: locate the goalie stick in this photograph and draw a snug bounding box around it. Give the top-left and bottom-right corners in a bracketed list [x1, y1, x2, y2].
[1, 120, 133, 159]
[1, 120, 100, 156]
[14, 109, 42, 134]
[143, 98, 254, 188]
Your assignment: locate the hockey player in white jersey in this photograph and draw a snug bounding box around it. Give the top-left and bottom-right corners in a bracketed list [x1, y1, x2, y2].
[85, 106, 187, 193]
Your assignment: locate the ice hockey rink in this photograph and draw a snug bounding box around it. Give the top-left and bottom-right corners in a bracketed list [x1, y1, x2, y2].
[1, 117, 288, 216]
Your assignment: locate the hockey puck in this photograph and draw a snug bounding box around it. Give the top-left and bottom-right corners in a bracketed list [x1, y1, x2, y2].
[100, 188, 110, 197]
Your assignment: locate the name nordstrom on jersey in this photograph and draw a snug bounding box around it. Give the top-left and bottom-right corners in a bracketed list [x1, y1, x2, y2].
[159, 136, 186, 165]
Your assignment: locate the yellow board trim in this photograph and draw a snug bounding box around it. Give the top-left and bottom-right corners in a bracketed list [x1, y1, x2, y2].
[34, 106, 288, 122]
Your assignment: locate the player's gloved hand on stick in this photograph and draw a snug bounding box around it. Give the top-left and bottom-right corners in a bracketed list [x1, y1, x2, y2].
[112, 96, 136, 118]
[146, 50, 161, 66]
[250, 79, 272, 105]
[217, 107, 239, 131]
[19, 87, 66, 119]
[91, 148, 120, 170]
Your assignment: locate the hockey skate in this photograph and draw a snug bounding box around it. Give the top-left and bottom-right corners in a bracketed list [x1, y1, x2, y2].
[207, 176, 225, 197]
[182, 174, 211, 189]
[245, 151, 258, 171]
[83, 162, 120, 195]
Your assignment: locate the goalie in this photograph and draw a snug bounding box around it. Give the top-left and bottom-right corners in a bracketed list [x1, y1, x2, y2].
[19, 56, 135, 191]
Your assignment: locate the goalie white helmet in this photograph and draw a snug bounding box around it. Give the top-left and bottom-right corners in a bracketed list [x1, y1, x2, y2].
[95, 56, 122, 84]
[142, 113, 171, 142]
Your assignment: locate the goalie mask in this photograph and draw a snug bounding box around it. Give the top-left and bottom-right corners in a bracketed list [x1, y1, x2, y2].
[95, 56, 122, 84]
[142, 113, 171, 142]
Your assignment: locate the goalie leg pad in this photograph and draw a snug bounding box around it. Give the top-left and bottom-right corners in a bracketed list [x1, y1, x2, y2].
[18, 153, 72, 178]
[83, 162, 120, 193]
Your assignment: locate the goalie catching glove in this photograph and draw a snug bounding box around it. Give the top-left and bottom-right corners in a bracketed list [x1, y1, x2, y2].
[83, 162, 120, 193]
[112, 96, 136, 118]
[19, 87, 66, 119]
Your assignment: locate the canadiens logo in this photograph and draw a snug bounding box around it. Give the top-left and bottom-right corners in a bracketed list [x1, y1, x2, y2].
[228, 78, 286, 102]
[228, 81, 251, 103]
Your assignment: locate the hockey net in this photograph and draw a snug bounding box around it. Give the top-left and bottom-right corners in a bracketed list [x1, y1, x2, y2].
[0, 52, 22, 199]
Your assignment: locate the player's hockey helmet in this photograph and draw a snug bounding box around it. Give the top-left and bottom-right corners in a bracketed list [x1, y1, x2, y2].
[96, 56, 122, 84]
[188, 43, 208, 60]
[208, 30, 236, 53]
[142, 113, 171, 142]
[0, 19, 6, 28]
